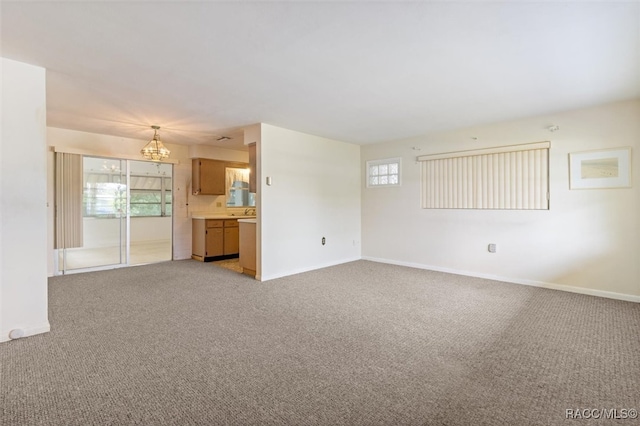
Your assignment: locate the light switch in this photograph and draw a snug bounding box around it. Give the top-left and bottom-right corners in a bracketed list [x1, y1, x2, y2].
[266, 176, 272, 186]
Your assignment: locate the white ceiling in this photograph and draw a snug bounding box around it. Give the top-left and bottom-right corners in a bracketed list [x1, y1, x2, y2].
[2, 1, 639, 149]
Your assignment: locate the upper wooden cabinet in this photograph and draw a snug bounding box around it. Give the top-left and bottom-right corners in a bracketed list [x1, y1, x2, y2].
[192, 159, 250, 196]
[248, 143, 257, 193]
[192, 158, 226, 195]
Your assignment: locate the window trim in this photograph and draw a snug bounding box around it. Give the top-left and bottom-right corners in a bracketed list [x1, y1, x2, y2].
[366, 157, 402, 188]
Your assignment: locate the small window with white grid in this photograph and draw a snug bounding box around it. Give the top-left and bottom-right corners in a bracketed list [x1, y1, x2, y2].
[366, 158, 401, 187]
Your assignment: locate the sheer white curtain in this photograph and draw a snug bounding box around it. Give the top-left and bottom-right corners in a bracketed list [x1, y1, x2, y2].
[225, 167, 249, 190]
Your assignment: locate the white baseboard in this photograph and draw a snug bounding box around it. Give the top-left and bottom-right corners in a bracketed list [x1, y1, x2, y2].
[259, 257, 362, 282]
[362, 256, 640, 303]
[0, 322, 51, 343]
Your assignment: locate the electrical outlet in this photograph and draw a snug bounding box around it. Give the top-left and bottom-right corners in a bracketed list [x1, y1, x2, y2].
[488, 243, 497, 253]
[322, 237, 326, 245]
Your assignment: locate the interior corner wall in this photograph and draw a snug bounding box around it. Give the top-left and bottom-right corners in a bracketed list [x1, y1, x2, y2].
[1, 58, 50, 342]
[259, 124, 361, 280]
[361, 100, 640, 301]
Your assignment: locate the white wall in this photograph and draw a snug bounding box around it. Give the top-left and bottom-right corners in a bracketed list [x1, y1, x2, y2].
[259, 124, 361, 280]
[362, 100, 640, 301]
[1, 58, 49, 342]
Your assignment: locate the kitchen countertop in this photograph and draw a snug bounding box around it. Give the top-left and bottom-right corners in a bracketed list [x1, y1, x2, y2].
[237, 218, 257, 224]
[191, 215, 257, 220]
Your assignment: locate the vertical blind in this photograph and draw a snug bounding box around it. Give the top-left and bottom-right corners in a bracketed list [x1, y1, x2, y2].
[418, 142, 550, 210]
[55, 152, 83, 248]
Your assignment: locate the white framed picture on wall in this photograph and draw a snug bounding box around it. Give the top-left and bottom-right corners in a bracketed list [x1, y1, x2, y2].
[569, 147, 631, 189]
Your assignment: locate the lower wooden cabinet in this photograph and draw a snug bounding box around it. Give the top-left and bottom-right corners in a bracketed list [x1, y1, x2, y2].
[239, 220, 256, 277]
[205, 221, 224, 257]
[223, 220, 239, 255]
[192, 218, 239, 261]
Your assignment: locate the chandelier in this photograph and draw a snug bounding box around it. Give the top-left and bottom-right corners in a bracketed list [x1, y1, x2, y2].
[141, 125, 170, 161]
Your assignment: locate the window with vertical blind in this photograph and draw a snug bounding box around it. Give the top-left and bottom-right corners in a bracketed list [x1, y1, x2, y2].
[418, 141, 550, 210]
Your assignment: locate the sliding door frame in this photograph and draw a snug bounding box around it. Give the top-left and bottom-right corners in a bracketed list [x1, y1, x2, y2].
[55, 154, 173, 275]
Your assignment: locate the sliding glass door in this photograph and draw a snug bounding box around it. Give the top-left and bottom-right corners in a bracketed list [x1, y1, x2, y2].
[56, 155, 172, 274]
[128, 160, 172, 266]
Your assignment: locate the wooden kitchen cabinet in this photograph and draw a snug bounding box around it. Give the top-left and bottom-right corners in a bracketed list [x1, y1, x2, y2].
[239, 220, 256, 277]
[205, 221, 224, 257]
[223, 220, 239, 255]
[192, 158, 252, 196]
[192, 159, 226, 195]
[192, 218, 240, 261]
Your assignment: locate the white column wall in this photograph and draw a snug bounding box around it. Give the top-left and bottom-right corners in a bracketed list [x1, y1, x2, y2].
[259, 124, 361, 280]
[1, 58, 50, 342]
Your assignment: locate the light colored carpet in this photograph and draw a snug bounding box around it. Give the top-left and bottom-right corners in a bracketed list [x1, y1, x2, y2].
[1, 260, 638, 425]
